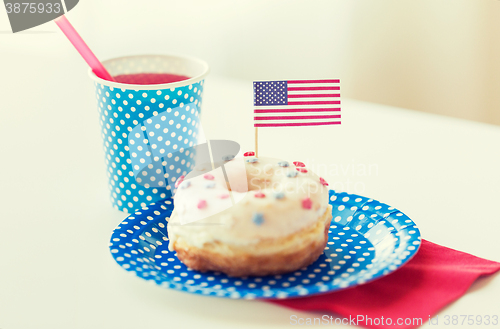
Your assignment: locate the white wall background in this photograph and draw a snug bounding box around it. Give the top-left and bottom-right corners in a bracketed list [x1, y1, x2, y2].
[1, 0, 499, 125]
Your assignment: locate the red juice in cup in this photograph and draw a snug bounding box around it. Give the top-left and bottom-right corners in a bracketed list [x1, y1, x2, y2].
[113, 73, 190, 85]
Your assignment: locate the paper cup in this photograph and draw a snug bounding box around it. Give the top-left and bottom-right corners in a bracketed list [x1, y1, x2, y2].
[89, 54, 209, 213]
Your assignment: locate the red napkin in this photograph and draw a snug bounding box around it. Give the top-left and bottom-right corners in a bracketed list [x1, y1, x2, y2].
[269, 240, 500, 329]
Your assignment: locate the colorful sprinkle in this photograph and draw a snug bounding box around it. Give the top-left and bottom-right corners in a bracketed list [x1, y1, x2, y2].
[254, 192, 266, 198]
[293, 161, 305, 167]
[180, 181, 191, 189]
[219, 194, 230, 199]
[319, 177, 329, 186]
[274, 192, 285, 199]
[302, 197, 312, 209]
[296, 167, 308, 173]
[286, 171, 298, 178]
[222, 154, 235, 161]
[246, 158, 258, 163]
[244, 152, 255, 157]
[252, 212, 264, 225]
[278, 161, 289, 167]
[174, 175, 185, 188]
[205, 182, 215, 188]
[203, 173, 214, 180]
[197, 199, 207, 209]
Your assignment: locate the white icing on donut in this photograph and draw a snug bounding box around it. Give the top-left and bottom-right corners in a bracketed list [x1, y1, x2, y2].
[167, 156, 329, 250]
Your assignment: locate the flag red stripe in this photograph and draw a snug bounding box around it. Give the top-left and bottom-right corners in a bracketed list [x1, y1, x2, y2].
[254, 115, 341, 121]
[288, 86, 340, 91]
[255, 121, 341, 127]
[288, 94, 340, 98]
[288, 101, 341, 105]
[287, 79, 340, 84]
[254, 108, 341, 113]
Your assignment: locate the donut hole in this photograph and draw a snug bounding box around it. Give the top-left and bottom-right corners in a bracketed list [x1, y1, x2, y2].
[184, 158, 293, 194]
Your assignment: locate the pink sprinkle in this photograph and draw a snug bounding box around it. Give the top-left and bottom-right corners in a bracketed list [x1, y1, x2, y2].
[302, 197, 312, 209]
[219, 194, 230, 199]
[203, 173, 214, 180]
[244, 151, 255, 157]
[319, 177, 329, 186]
[293, 161, 305, 167]
[254, 192, 266, 198]
[174, 175, 185, 188]
[197, 199, 207, 209]
[296, 168, 308, 173]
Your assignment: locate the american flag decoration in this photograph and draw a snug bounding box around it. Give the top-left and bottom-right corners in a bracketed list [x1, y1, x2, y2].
[253, 79, 341, 127]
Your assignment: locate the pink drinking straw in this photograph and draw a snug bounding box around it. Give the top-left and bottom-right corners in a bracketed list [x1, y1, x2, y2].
[54, 15, 115, 82]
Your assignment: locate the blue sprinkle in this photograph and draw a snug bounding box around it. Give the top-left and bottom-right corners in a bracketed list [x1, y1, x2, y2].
[246, 158, 259, 163]
[205, 182, 215, 188]
[252, 212, 264, 225]
[286, 171, 298, 178]
[180, 181, 191, 189]
[278, 161, 289, 167]
[222, 154, 235, 161]
[274, 192, 285, 199]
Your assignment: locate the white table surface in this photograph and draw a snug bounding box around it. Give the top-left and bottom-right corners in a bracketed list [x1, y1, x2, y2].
[1, 53, 500, 329]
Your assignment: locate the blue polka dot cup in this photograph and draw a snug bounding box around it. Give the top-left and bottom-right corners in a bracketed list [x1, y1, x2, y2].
[89, 54, 209, 213]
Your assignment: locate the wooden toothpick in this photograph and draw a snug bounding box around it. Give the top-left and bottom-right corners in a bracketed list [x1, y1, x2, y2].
[255, 127, 259, 157]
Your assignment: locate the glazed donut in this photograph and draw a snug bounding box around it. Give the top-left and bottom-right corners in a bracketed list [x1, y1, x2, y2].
[167, 155, 332, 277]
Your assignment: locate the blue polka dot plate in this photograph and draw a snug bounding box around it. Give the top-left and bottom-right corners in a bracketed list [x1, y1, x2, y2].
[109, 190, 421, 299]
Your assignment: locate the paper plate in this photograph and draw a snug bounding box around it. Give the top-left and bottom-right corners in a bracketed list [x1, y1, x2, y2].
[109, 190, 421, 299]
